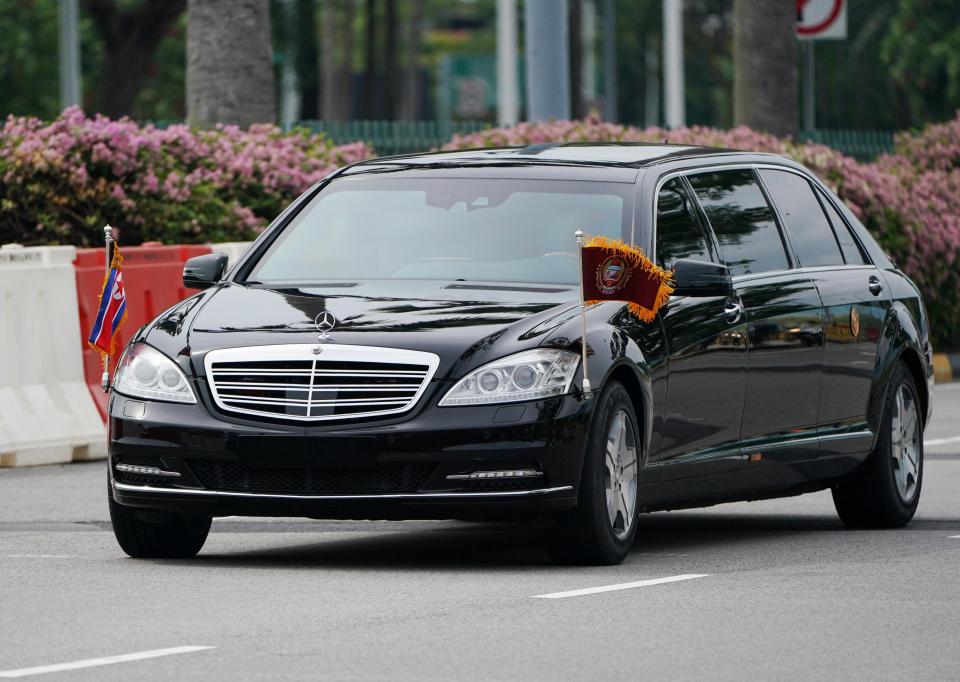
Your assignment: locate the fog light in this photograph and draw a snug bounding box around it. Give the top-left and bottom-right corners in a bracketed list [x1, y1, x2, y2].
[115, 463, 181, 478]
[447, 468, 543, 480]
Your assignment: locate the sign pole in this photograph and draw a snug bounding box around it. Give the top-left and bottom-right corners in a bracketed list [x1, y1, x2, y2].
[575, 229, 592, 399]
[803, 40, 816, 131]
[100, 224, 113, 393]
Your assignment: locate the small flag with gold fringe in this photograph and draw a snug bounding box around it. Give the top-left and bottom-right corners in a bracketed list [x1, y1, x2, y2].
[580, 235, 674, 322]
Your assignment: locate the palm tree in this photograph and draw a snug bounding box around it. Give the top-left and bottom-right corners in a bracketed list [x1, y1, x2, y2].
[733, 0, 798, 136]
[186, 0, 276, 127]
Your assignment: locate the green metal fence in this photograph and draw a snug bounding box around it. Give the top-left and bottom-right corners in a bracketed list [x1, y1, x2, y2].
[798, 129, 896, 161]
[296, 120, 489, 156]
[152, 118, 897, 161]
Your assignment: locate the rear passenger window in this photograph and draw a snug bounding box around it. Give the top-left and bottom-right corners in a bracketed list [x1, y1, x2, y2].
[655, 178, 713, 267]
[759, 169, 844, 267]
[816, 188, 868, 265]
[688, 169, 789, 276]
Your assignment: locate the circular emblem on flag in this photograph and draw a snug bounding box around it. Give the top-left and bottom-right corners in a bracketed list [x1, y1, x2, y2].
[850, 306, 860, 338]
[597, 255, 631, 295]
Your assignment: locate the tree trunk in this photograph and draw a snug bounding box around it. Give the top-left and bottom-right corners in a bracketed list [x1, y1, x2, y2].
[82, 0, 186, 118]
[363, 0, 377, 118]
[398, 0, 423, 120]
[733, 0, 798, 136]
[569, 0, 583, 119]
[186, 0, 276, 127]
[383, 0, 397, 119]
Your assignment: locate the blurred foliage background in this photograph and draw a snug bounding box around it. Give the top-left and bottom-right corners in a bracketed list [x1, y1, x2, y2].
[3, 0, 960, 130]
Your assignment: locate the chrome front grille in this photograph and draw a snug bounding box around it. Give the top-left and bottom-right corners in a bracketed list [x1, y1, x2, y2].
[204, 344, 439, 422]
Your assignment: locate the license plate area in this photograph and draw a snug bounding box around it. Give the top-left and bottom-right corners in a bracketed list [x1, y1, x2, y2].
[237, 436, 377, 468]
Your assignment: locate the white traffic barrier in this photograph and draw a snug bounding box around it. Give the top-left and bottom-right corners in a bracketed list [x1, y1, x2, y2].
[0, 245, 106, 467]
[209, 241, 254, 269]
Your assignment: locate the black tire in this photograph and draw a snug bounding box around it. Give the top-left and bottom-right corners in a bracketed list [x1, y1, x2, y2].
[832, 361, 923, 528]
[545, 381, 641, 565]
[108, 475, 211, 558]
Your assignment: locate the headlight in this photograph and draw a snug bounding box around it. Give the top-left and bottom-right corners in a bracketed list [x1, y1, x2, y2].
[439, 349, 579, 406]
[114, 343, 197, 404]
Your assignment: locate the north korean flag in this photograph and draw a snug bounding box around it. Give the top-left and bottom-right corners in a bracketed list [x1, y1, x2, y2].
[88, 248, 128, 356]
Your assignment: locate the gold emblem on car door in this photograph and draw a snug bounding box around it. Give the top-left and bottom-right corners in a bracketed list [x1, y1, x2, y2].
[850, 306, 861, 339]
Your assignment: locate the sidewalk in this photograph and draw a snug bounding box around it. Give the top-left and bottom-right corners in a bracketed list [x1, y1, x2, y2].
[934, 352, 960, 382]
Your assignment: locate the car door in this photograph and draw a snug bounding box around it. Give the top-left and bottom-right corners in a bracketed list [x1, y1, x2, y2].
[651, 177, 748, 485]
[805, 183, 890, 456]
[687, 168, 825, 490]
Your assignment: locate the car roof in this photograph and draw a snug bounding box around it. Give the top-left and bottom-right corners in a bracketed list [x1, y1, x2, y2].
[343, 142, 769, 172]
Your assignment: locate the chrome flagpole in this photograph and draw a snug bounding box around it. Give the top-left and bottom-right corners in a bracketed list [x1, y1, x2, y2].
[575, 229, 592, 399]
[100, 224, 113, 393]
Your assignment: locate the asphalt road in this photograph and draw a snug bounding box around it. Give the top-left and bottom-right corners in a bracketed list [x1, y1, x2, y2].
[1, 383, 959, 681]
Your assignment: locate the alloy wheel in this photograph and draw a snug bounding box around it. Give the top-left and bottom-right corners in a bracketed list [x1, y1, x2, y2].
[604, 409, 639, 540]
[890, 383, 920, 503]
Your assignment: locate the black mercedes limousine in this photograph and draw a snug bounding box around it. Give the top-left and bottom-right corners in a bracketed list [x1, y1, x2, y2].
[108, 143, 934, 565]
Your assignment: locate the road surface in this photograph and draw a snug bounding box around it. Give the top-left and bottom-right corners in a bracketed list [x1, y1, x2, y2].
[1, 383, 958, 680]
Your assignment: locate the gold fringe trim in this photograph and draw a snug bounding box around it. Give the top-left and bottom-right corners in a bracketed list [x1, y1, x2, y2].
[583, 234, 674, 323]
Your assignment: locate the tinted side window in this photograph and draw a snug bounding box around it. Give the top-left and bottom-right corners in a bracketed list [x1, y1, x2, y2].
[655, 178, 713, 267]
[816, 188, 868, 265]
[759, 169, 844, 267]
[688, 169, 789, 276]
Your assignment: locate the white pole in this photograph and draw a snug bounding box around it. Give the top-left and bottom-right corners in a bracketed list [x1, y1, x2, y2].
[279, 0, 300, 131]
[525, 0, 570, 121]
[101, 225, 113, 393]
[662, 0, 685, 129]
[582, 0, 597, 106]
[496, 0, 519, 127]
[803, 41, 816, 131]
[575, 229, 592, 399]
[58, 0, 82, 110]
[602, 0, 617, 121]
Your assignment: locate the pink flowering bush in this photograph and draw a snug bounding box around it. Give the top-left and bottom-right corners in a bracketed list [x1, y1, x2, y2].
[0, 107, 373, 246]
[445, 115, 960, 348]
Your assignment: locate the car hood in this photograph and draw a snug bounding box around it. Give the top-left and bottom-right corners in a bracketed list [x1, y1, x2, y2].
[143, 280, 582, 380]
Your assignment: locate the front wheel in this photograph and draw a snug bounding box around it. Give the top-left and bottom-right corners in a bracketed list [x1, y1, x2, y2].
[832, 361, 923, 528]
[545, 381, 641, 565]
[108, 475, 212, 558]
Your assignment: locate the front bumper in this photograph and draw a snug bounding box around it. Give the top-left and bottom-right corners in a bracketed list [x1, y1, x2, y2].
[108, 390, 588, 519]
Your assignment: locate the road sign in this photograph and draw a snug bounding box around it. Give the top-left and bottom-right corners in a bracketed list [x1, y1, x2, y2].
[797, 0, 847, 41]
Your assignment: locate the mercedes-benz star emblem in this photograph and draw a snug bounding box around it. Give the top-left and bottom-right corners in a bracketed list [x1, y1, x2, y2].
[314, 311, 337, 341]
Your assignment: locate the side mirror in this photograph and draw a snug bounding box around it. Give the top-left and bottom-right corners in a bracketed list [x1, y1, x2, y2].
[671, 258, 733, 297]
[183, 252, 228, 290]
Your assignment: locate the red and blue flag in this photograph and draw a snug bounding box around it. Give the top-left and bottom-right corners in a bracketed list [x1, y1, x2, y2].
[88, 245, 128, 357]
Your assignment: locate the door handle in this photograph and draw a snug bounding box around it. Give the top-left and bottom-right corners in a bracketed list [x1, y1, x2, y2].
[723, 297, 744, 324]
[868, 275, 883, 296]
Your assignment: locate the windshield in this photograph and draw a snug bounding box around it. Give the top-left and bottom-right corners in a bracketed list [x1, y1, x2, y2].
[247, 177, 633, 286]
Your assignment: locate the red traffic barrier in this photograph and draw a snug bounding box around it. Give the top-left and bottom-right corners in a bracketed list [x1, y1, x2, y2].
[75, 243, 212, 420]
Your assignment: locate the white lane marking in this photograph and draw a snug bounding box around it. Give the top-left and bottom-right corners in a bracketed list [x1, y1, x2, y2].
[0, 646, 215, 678]
[924, 435, 960, 447]
[533, 573, 709, 599]
[949, 535, 960, 539]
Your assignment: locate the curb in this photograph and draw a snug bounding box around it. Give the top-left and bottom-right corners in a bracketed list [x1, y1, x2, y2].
[933, 352, 960, 383]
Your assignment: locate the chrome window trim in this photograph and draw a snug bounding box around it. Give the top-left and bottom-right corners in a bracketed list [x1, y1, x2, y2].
[651, 161, 874, 270]
[203, 344, 440, 423]
[730, 264, 877, 284]
[113, 481, 573, 501]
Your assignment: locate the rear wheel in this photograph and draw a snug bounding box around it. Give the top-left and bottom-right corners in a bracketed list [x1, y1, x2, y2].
[108, 475, 211, 558]
[832, 361, 923, 528]
[545, 381, 640, 565]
